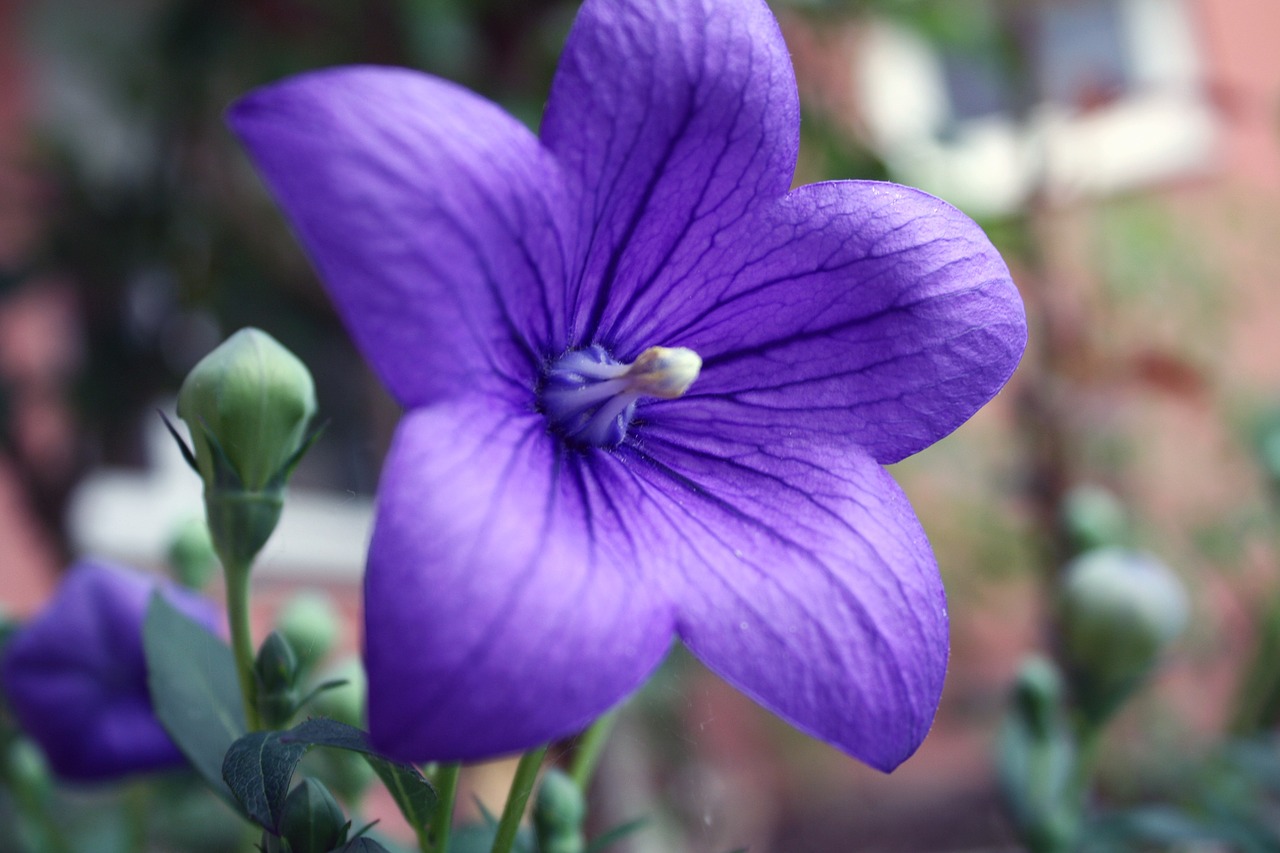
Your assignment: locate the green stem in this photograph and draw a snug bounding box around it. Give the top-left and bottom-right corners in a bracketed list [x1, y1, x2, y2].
[568, 711, 617, 789]
[224, 560, 262, 731]
[490, 746, 547, 853]
[429, 764, 461, 853]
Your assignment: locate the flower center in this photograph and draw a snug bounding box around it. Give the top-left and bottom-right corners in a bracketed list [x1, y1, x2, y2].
[539, 345, 702, 447]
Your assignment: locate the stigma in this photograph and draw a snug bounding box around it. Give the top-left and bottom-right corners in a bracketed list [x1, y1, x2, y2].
[539, 345, 702, 447]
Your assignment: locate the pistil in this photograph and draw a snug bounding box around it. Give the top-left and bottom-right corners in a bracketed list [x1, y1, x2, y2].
[540, 344, 702, 447]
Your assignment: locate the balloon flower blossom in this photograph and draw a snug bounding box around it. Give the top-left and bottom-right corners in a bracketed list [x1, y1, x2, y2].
[1, 561, 220, 782]
[230, 0, 1026, 770]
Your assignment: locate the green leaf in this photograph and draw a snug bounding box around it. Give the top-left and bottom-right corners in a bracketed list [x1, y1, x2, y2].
[222, 718, 436, 833]
[585, 818, 649, 853]
[143, 591, 247, 804]
[284, 720, 436, 833]
[340, 838, 396, 852]
[223, 731, 310, 829]
[368, 757, 435, 836]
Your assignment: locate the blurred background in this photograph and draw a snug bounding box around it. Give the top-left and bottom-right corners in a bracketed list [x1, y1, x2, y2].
[2, 0, 1280, 850]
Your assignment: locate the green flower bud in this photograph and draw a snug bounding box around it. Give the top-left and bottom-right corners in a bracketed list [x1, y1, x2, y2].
[177, 328, 317, 567]
[533, 768, 586, 853]
[277, 779, 349, 853]
[3, 738, 51, 798]
[310, 657, 366, 727]
[996, 657, 1077, 853]
[276, 592, 341, 672]
[166, 517, 219, 590]
[1059, 484, 1129, 555]
[255, 631, 302, 728]
[179, 328, 316, 492]
[1058, 548, 1188, 722]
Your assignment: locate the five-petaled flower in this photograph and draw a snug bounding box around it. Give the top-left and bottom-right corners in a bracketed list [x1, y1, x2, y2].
[230, 0, 1026, 770]
[1, 561, 221, 782]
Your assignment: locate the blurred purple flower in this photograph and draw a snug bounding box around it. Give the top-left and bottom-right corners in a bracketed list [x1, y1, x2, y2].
[1, 561, 220, 782]
[229, 0, 1026, 770]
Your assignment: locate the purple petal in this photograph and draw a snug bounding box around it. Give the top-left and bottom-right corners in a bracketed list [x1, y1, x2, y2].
[364, 398, 674, 761]
[542, 0, 799, 349]
[0, 561, 221, 782]
[644, 181, 1026, 464]
[619, 428, 947, 771]
[228, 67, 575, 407]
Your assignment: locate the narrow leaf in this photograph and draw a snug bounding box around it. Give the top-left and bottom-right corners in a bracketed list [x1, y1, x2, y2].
[341, 839, 395, 852]
[144, 592, 246, 804]
[368, 757, 436, 836]
[585, 817, 650, 853]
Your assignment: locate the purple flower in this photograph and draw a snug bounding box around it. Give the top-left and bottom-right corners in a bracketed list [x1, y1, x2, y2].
[229, 0, 1026, 770]
[1, 561, 220, 782]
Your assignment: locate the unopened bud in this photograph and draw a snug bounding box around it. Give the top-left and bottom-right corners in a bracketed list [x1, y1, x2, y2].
[310, 657, 366, 727]
[997, 657, 1076, 852]
[177, 328, 316, 567]
[533, 768, 586, 853]
[3, 738, 51, 797]
[276, 592, 341, 672]
[255, 631, 301, 728]
[1058, 548, 1188, 722]
[277, 779, 349, 853]
[166, 517, 218, 590]
[1059, 484, 1129, 555]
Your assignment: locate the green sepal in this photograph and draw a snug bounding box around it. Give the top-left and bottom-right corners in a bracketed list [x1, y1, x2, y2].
[158, 410, 201, 476]
[143, 592, 247, 808]
[222, 718, 436, 833]
[268, 420, 329, 491]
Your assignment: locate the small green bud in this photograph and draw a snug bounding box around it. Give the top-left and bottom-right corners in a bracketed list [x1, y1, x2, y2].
[310, 657, 366, 727]
[1058, 548, 1188, 722]
[177, 328, 316, 567]
[533, 768, 586, 853]
[179, 328, 316, 493]
[277, 779, 349, 853]
[4, 738, 50, 794]
[276, 592, 341, 672]
[1059, 484, 1129, 555]
[255, 631, 302, 728]
[997, 657, 1077, 853]
[166, 517, 219, 590]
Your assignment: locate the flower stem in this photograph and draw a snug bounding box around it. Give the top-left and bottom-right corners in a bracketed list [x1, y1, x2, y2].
[569, 710, 617, 789]
[224, 559, 262, 731]
[490, 746, 547, 853]
[429, 763, 461, 853]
